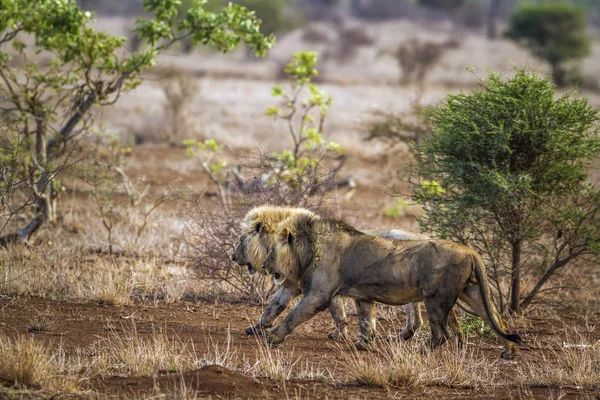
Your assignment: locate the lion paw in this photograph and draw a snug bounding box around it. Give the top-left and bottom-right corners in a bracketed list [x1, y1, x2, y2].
[354, 341, 375, 351]
[245, 325, 267, 336]
[500, 351, 517, 360]
[398, 328, 416, 341]
[266, 329, 286, 346]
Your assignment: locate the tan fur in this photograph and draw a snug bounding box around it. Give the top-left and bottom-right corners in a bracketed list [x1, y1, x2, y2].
[263, 214, 521, 358]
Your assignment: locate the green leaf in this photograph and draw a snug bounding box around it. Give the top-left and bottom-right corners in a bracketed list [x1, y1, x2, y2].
[271, 85, 283, 97]
[266, 106, 280, 117]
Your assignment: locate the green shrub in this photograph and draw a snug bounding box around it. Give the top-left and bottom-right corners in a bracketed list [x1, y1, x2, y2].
[412, 67, 600, 314]
[460, 314, 493, 337]
[505, 3, 591, 86]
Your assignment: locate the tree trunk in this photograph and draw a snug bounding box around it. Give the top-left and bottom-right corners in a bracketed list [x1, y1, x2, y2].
[509, 240, 522, 314]
[486, 0, 500, 40]
[551, 63, 567, 87]
[0, 91, 97, 246]
[520, 257, 570, 310]
[0, 213, 44, 247]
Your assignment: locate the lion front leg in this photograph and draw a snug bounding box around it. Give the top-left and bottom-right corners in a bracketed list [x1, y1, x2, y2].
[246, 282, 300, 336]
[267, 293, 331, 345]
[355, 300, 377, 350]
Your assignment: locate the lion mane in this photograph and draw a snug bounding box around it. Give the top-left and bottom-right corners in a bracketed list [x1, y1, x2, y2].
[236, 206, 316, 275]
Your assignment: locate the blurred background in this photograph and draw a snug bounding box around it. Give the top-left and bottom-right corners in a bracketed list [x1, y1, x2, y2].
[71, 0, 600, 149]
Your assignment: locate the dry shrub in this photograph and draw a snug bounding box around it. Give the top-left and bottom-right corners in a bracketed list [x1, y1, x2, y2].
[133, 69, 200, 146]
[160, 71, 201, 145]
[185, 150, 348, 304]
[185, 163, 331, 304]
[457, 5, 485, 30]
[365, 102, 431, 151]
[395, 38, 458, 85]
[301, 26, 333, 43]
[334, 25, 375, 61]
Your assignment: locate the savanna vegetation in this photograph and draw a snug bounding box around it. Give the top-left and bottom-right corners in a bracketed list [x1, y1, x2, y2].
[0, 0, 599, 399]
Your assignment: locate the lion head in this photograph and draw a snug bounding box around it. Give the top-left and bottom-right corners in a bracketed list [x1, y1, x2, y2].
[231, 206, 316, 275]
[262, 213, 321, 286]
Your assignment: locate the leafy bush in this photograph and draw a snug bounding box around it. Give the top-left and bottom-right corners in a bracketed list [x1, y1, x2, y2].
[505, 3, 591, 86]
[181, 0, 293, 37]
[412, 67, 600, 314]
[0, 0, 273, 245]
[234, 0, 294, 36]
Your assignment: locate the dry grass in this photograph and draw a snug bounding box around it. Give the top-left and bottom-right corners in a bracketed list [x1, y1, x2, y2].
[247, 335, 302, 380]
[89, 322, 195, 376]
[0, 334, 80, 392]
[0, 237, 193, 306]
[0, 251, 191, 305]
[0, 315, 598, 398]
[26, 309, 58, 333]
[338, 336, 498, 389]
[515, 330, 600, 389]
[336, 322, 600, 391]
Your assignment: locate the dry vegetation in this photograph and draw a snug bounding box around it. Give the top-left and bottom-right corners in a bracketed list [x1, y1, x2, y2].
[1, 13, 600, 400]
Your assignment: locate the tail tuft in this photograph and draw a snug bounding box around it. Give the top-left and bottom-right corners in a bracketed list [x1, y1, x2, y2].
[506, 333, 522, 344]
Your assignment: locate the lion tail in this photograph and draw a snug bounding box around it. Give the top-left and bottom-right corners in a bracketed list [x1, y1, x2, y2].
[472, 254, 522, 344]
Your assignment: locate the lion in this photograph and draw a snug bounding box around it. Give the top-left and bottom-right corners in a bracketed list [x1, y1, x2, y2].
[231, 205, 463, 343]
[262, 213, 521, 358]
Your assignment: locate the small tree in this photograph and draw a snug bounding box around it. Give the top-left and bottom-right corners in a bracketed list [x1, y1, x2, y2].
[394, 39, 446, 86]
[505, 3, 591, 86]
[412, 68, 600, 314]
[0, 0, 273, 245]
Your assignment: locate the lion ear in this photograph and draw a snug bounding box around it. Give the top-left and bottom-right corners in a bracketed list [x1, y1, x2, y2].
[255, 221, 263, 233]
[286, 230, 294, 245]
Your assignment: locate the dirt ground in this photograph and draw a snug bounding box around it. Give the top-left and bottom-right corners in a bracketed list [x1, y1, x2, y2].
[1, 296, 598, 399]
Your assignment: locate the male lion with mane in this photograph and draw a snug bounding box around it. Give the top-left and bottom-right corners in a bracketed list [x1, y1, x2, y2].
[232, 205, 462, 343]
[262, 213, 521, 358]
